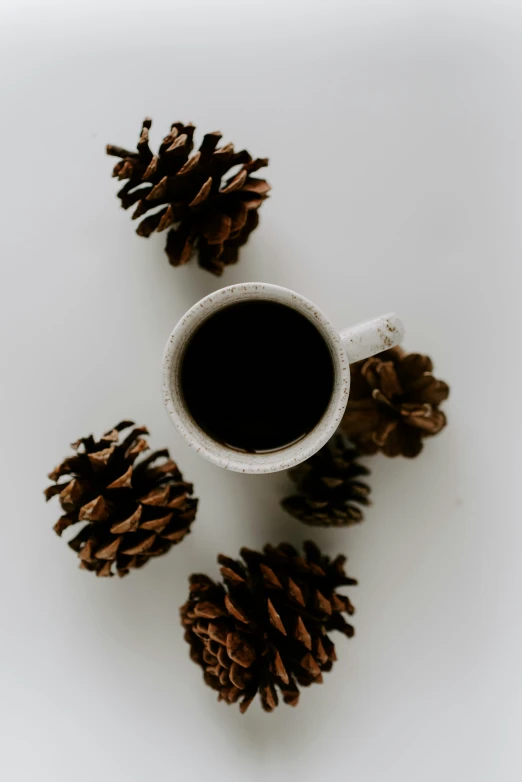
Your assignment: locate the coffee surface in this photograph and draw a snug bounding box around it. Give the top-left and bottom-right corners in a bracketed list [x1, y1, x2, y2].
[180, 300, 335, 453]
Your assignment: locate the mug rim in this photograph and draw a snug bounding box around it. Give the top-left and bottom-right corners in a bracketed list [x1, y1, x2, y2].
[162, 282, 350, 474]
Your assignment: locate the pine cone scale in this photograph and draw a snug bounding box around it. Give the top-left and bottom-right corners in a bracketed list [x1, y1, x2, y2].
[108, 118, 269, 275]
[409, 376, 450, 405]
[45, 422, 197, 577]
[342, 347, 449, 457]
[181, 543, 356, 712]
[282, 435, 371, 527]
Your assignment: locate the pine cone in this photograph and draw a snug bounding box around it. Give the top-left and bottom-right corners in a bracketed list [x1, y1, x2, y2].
[107, 118, 270, 275]
[282, 435, 370, 527]
[44, 421, 198, 577]
[342, 347, 450, 458]
[180, 541, 356, 713]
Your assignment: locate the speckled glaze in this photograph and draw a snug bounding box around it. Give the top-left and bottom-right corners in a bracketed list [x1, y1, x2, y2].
[162, 283, 403, 474]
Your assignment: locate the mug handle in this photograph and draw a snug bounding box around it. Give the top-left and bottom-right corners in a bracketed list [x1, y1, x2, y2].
[340, 313, 404, 363]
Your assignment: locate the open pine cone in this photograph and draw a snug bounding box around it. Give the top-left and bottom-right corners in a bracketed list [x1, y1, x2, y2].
[282, 435, 370, 527]
[44, 421, 197, 577]
[107, 118, 270, 275]
[341, 347, 450, 458]
[180, 541, 356, 713]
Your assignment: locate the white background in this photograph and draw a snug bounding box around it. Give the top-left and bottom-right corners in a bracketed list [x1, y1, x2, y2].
[1, 1, 521, 780]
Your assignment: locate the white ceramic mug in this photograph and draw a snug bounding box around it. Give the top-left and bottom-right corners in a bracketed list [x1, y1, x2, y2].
[162, 282, 404, 474]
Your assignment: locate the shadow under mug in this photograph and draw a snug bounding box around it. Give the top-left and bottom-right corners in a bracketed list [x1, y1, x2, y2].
[162, 282, 404, 474]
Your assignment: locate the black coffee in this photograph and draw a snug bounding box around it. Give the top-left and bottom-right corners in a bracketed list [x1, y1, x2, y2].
[180, 300, 334, 453]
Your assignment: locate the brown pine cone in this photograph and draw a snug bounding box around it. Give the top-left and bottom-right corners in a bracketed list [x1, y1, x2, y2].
[107, 118, 270, 275]
[341, 347, 450, 458]
[44, 421, 198, 577]
[180, 541, 356, 713]
[282, 435, 370, 527]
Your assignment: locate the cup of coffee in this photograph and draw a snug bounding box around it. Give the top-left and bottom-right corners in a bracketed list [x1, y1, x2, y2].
[162, 282, 404, 474]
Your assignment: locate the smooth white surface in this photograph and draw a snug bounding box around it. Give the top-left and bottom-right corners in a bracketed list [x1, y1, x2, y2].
[1, 2, 521, 780]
